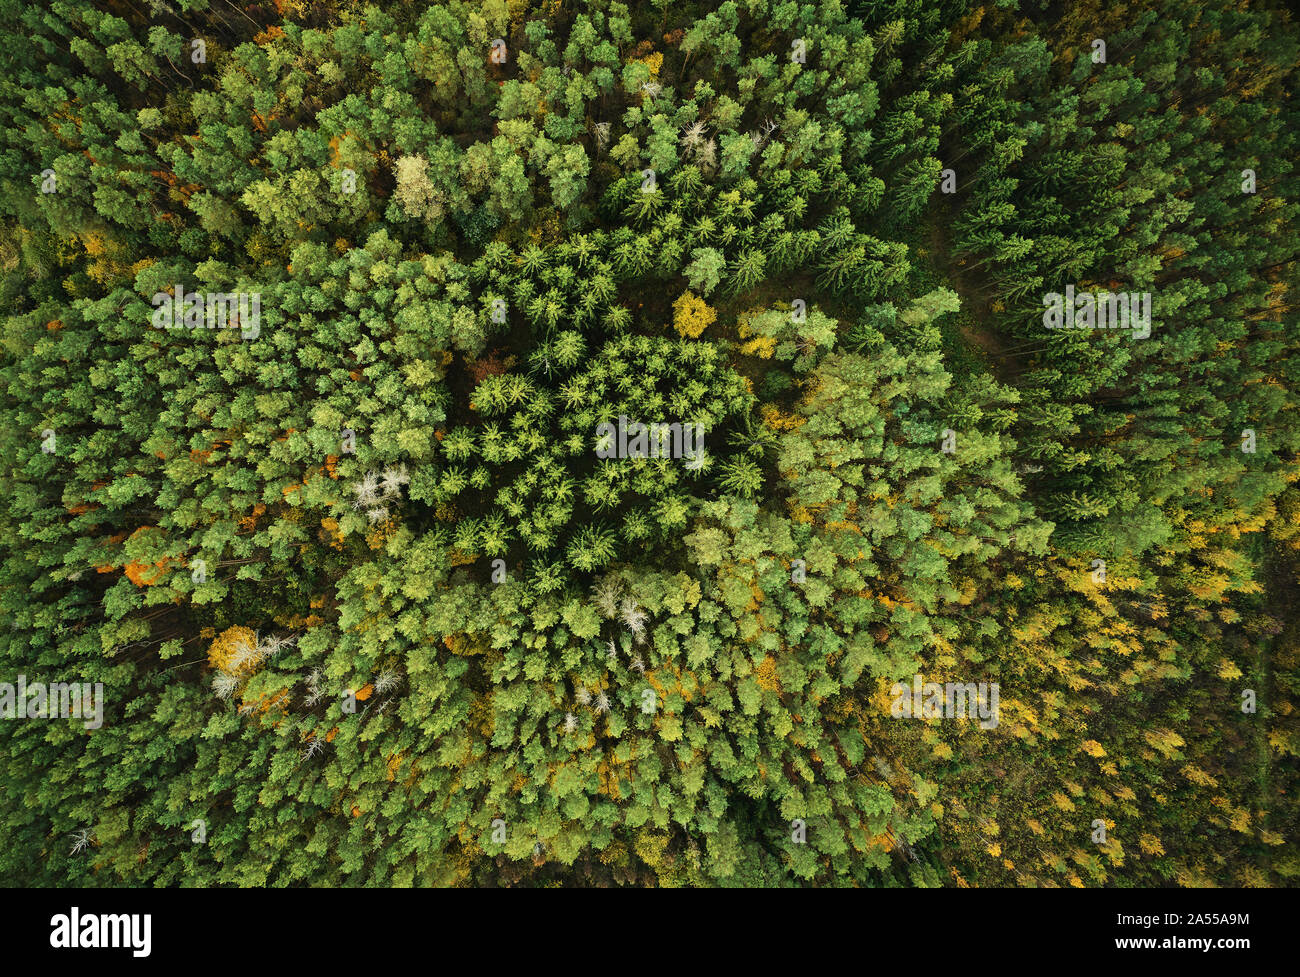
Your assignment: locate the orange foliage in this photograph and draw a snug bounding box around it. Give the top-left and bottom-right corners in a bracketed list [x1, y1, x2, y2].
[124, 558, 169, 587]
[241, 687, 290, 717]
[238, 503, 267, 534]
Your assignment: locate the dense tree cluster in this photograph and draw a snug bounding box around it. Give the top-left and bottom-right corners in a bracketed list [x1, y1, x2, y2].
[0, 0, 1296, 886]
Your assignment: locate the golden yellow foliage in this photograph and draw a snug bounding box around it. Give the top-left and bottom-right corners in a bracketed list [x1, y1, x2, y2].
[635, 51, 664, 76]
[760, 404, 804, 431]
[754, 656, 781, 693]
[738, 335, 776, 358]
[1138, 833, 1164, 856]
[387, 752, 405, 782]
[1051, 791, 1076, 812]
[671, 290, 716, 338]
[207, 626, 259, 676]
[320, 516, 344, 549]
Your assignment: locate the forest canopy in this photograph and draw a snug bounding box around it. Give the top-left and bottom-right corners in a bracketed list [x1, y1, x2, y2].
[0, 0, 1297, 888]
